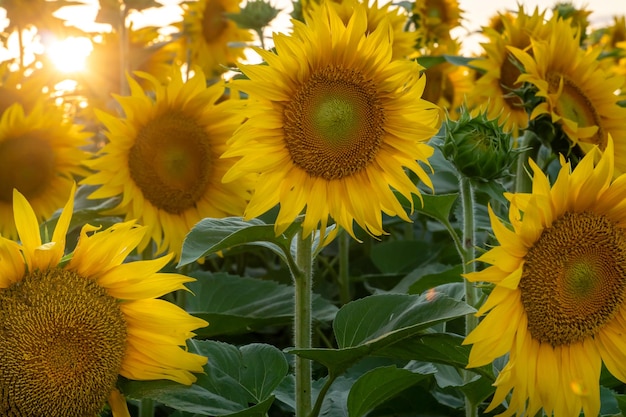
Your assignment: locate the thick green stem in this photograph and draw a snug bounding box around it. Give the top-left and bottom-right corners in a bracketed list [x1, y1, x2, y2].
[515, 130, 541, 193]
[293, 231, 313, 417]
[460, 176, 477, 335]
[338, 229, 351, 305]
[138, 398, 154, 417]
[460, 176, 477, 417]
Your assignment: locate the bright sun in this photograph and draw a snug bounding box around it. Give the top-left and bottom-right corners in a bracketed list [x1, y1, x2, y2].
[46, 37, 93, 73]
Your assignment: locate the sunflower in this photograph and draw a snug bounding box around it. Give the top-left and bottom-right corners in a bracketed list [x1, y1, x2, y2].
[0, 184, 207, 416]
[463, 139, 626, 417]
[81, 68, 251, 259]
[0, 101, 90, 240]
[467, 5, 552, 135]
[509, 17, 626, 172]
[313, 0, 417, 59]
[412, 0, 463, 49]
[176, 0, 254, 77]
[223, 2, 440, 240]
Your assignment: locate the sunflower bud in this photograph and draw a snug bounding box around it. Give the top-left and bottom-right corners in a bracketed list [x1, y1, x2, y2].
[441, 109, 516, 181]
[226, 0, 281, 33]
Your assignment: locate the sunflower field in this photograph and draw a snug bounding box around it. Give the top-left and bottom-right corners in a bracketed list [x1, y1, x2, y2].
[3, 0, 626, 416]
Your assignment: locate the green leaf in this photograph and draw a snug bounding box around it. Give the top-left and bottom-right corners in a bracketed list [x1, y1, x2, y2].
[179, 217, 299, 267]
[120, 340, 287, 416]
[186, 272, 338, 337]
[347, 365, 433, 417]
[370, 241, 433, 274]
[288, 293, 474, 375]
[334, 293, 472, 348]
[239, 344, 289, 400]
[414, 193, 459, 227]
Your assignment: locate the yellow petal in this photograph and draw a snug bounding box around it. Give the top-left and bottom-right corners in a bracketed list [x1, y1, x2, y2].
[12, 188, 42, 269]
[109, 389, 131, 417]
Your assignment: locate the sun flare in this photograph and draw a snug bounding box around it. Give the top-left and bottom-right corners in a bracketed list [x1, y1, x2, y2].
[46, 37, 93, 73]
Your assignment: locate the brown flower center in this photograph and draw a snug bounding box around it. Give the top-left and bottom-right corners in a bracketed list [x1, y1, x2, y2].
[0, 269, 127, 417]
[499, 52, 525, 110]
[128, 112, 213, 214]
[202, 0, 228, 42]
[283, 64, 385, 180]
[520, 211, 626, 346]
[0, 132, 56, 203]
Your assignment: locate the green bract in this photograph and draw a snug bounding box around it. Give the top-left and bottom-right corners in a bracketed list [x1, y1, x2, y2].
[442, 109, 517, 181]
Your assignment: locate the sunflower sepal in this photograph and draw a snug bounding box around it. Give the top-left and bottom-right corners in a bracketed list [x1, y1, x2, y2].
[441, 108, 518, 182]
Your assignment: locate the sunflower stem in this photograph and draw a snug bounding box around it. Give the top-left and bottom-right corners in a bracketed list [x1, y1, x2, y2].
[338, 229, 351, 305]
[514, 130, 541, 193]
[460, 176, 478, 417]
[138, 398, 155, 417]
[292, 230, 314, 417]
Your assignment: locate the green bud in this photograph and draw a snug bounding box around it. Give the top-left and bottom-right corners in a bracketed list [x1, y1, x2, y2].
[441, 109, 517, 182]
[226, 0, 281, 33]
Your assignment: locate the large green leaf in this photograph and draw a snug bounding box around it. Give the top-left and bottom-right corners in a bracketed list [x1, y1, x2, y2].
[121, 340, 287, 416]
[288, 293, 474, 375]
[179, 217, 300, 267]
[334, 293, 472, 348]
[186, 272, 338, 337]
[347, 365, 434, 417]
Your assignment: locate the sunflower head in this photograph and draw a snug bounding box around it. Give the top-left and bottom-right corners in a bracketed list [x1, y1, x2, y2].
[176, 0, 254, 77]
[509, 16, 626, 172]
[224, 1, 440, 240]
[467, 5, 552, 136]
[82, 67, 252, 259]
[462, 138, 626, 416]
[0, 185, 208, 416]
[0, 101, 90, 240]
[411, 0, 463, 50]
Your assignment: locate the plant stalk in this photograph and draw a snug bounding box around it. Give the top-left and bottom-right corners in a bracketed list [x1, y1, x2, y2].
[138, 398, 154, 417]
[460, 176, 478, 417]
[293, 231, 313, 417]
[338, 229, 351, 305]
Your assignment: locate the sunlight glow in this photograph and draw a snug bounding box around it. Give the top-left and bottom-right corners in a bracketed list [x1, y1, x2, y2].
[46, 37, 93, 73]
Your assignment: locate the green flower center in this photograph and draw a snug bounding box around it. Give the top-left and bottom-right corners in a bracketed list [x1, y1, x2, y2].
[283, 64, 385, 180]
[0, 132, 55, 203]
[548, 72, 605, 147]
[128, 112, 213, 214]
[520, 211, 626, 346]
[0, 269, 127, 417]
